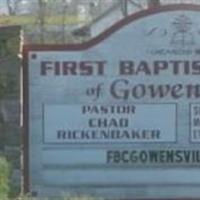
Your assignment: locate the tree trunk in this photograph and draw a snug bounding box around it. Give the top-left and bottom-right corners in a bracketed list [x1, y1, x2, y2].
[121, 0, 128, 17]
[38, 0, 46, 43]
[6, 0, 14, 15]
[148, 0, 160, 8]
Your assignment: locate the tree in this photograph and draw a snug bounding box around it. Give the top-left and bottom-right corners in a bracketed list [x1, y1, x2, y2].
[6, 0, 13, 15]
[148, 0, 160, 8]
[61, 0, 72, 42]
[6, 0, 23, 15]
[37, 0, 48, 43]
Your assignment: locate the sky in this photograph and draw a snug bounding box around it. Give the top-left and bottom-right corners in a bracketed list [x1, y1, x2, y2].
[0, 0, 30, 14]
[0, 0, 7, 14]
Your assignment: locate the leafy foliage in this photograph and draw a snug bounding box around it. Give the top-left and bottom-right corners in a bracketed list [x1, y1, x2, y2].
[0, 157, 10, 199]
[0, 73, 18, 98]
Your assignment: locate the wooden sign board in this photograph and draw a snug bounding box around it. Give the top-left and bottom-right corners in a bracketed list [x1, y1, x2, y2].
[23, 4, 200, 199]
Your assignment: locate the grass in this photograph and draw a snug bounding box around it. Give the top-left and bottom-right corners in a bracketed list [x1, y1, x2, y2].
[15, 195, 103, 200]
[7, 194, 103, 200]
[0, 15, 88, 26]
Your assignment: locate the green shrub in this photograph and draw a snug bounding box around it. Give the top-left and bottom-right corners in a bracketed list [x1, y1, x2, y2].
[0, 156, 10, 199]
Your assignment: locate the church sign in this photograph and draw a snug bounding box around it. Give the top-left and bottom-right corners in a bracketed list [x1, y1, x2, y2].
[23, 4, 200, 199]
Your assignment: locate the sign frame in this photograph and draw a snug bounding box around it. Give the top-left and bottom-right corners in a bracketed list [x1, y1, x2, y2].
[22, 4, 200, 198]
